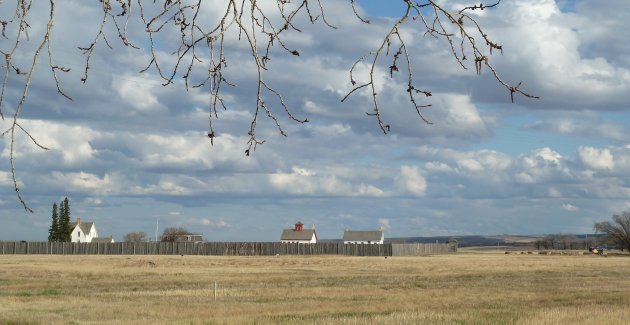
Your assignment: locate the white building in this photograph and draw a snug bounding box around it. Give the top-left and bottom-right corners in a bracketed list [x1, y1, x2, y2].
[343, 229, 384, 244]
[280, 222, 317, 243]
[70, 218, 99, 243]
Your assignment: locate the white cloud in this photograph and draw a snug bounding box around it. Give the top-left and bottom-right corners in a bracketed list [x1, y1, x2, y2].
[533, 147, 562, 165]
[114, 74, 167, 113]
[414, 147, 512, 178]
[457, 158, 484, 173]
[425, 161, 453, 172]
[562, 203, 579, 212]
[396, 166, 427, 197]
[479, 0, 630, 109]
[516, 148, 568, 183]
[2, 120, 97, 166]
[441, 94, 487, 132]
[292, 166, 316, 176]
[268, 167, 386, 197]
[51, 171, 115, 194]
[97, 131, 259, 172]
[378, 218, 391, 230]
[192, 218, 232, 229]
[83, 197, 105, 207]
[133, 178, 193, 196]
[578, 146, 614, 170]
[382, 93, 492, 141]
[548, 187, 563, 198]
[0, 171, 12, 186]
[357, 184, 387, 197]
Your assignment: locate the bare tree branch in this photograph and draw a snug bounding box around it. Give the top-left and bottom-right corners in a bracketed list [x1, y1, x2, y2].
[1, 0, 58, 212]
[342, 0, 538, 134]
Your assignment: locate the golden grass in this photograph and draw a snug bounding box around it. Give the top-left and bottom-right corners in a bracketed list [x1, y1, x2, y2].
[1, 253, 629, 324]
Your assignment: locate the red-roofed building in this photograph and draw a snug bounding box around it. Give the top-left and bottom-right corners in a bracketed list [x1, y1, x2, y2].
[280, 222, 317, 243]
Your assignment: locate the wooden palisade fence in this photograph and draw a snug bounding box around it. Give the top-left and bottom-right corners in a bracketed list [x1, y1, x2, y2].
[0, 242, 456, 256]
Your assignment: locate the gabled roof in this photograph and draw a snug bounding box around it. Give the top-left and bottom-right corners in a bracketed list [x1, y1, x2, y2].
[343, 230, 383, 242]
[280, 229, 317, 241]
[72, 222, 94, 234]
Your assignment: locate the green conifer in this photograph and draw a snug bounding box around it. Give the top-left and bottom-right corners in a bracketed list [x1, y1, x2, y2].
[48, 203, 59, 242]
[58, 197, 72, 242]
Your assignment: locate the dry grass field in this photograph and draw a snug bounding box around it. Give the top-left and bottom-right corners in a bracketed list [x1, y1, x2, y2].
[1, 252, 630, 324]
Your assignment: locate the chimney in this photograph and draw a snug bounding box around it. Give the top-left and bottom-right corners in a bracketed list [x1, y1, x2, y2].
[76, 217, 81, 225]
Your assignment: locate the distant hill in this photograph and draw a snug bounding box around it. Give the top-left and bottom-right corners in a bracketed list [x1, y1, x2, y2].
[375, 234, 602, 247]
[383, 235, 541, 247]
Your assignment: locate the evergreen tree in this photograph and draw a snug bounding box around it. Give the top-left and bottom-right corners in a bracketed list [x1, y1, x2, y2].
[58, 200, 66, 241]
[58, 197, 72, 242]
[48, 203, 59, 242]
[64, 197, 72, 242]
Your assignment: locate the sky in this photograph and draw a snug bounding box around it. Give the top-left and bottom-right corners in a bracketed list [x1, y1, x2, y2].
[1, 0, 629, 242]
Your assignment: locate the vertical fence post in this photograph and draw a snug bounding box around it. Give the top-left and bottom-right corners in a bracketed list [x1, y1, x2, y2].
[214, 281, 218, 302]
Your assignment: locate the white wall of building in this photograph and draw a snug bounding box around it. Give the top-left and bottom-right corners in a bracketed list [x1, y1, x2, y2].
[71, 224, 98, 243]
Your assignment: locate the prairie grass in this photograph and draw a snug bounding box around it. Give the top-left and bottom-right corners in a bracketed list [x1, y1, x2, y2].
[0, 253, 629, 324]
